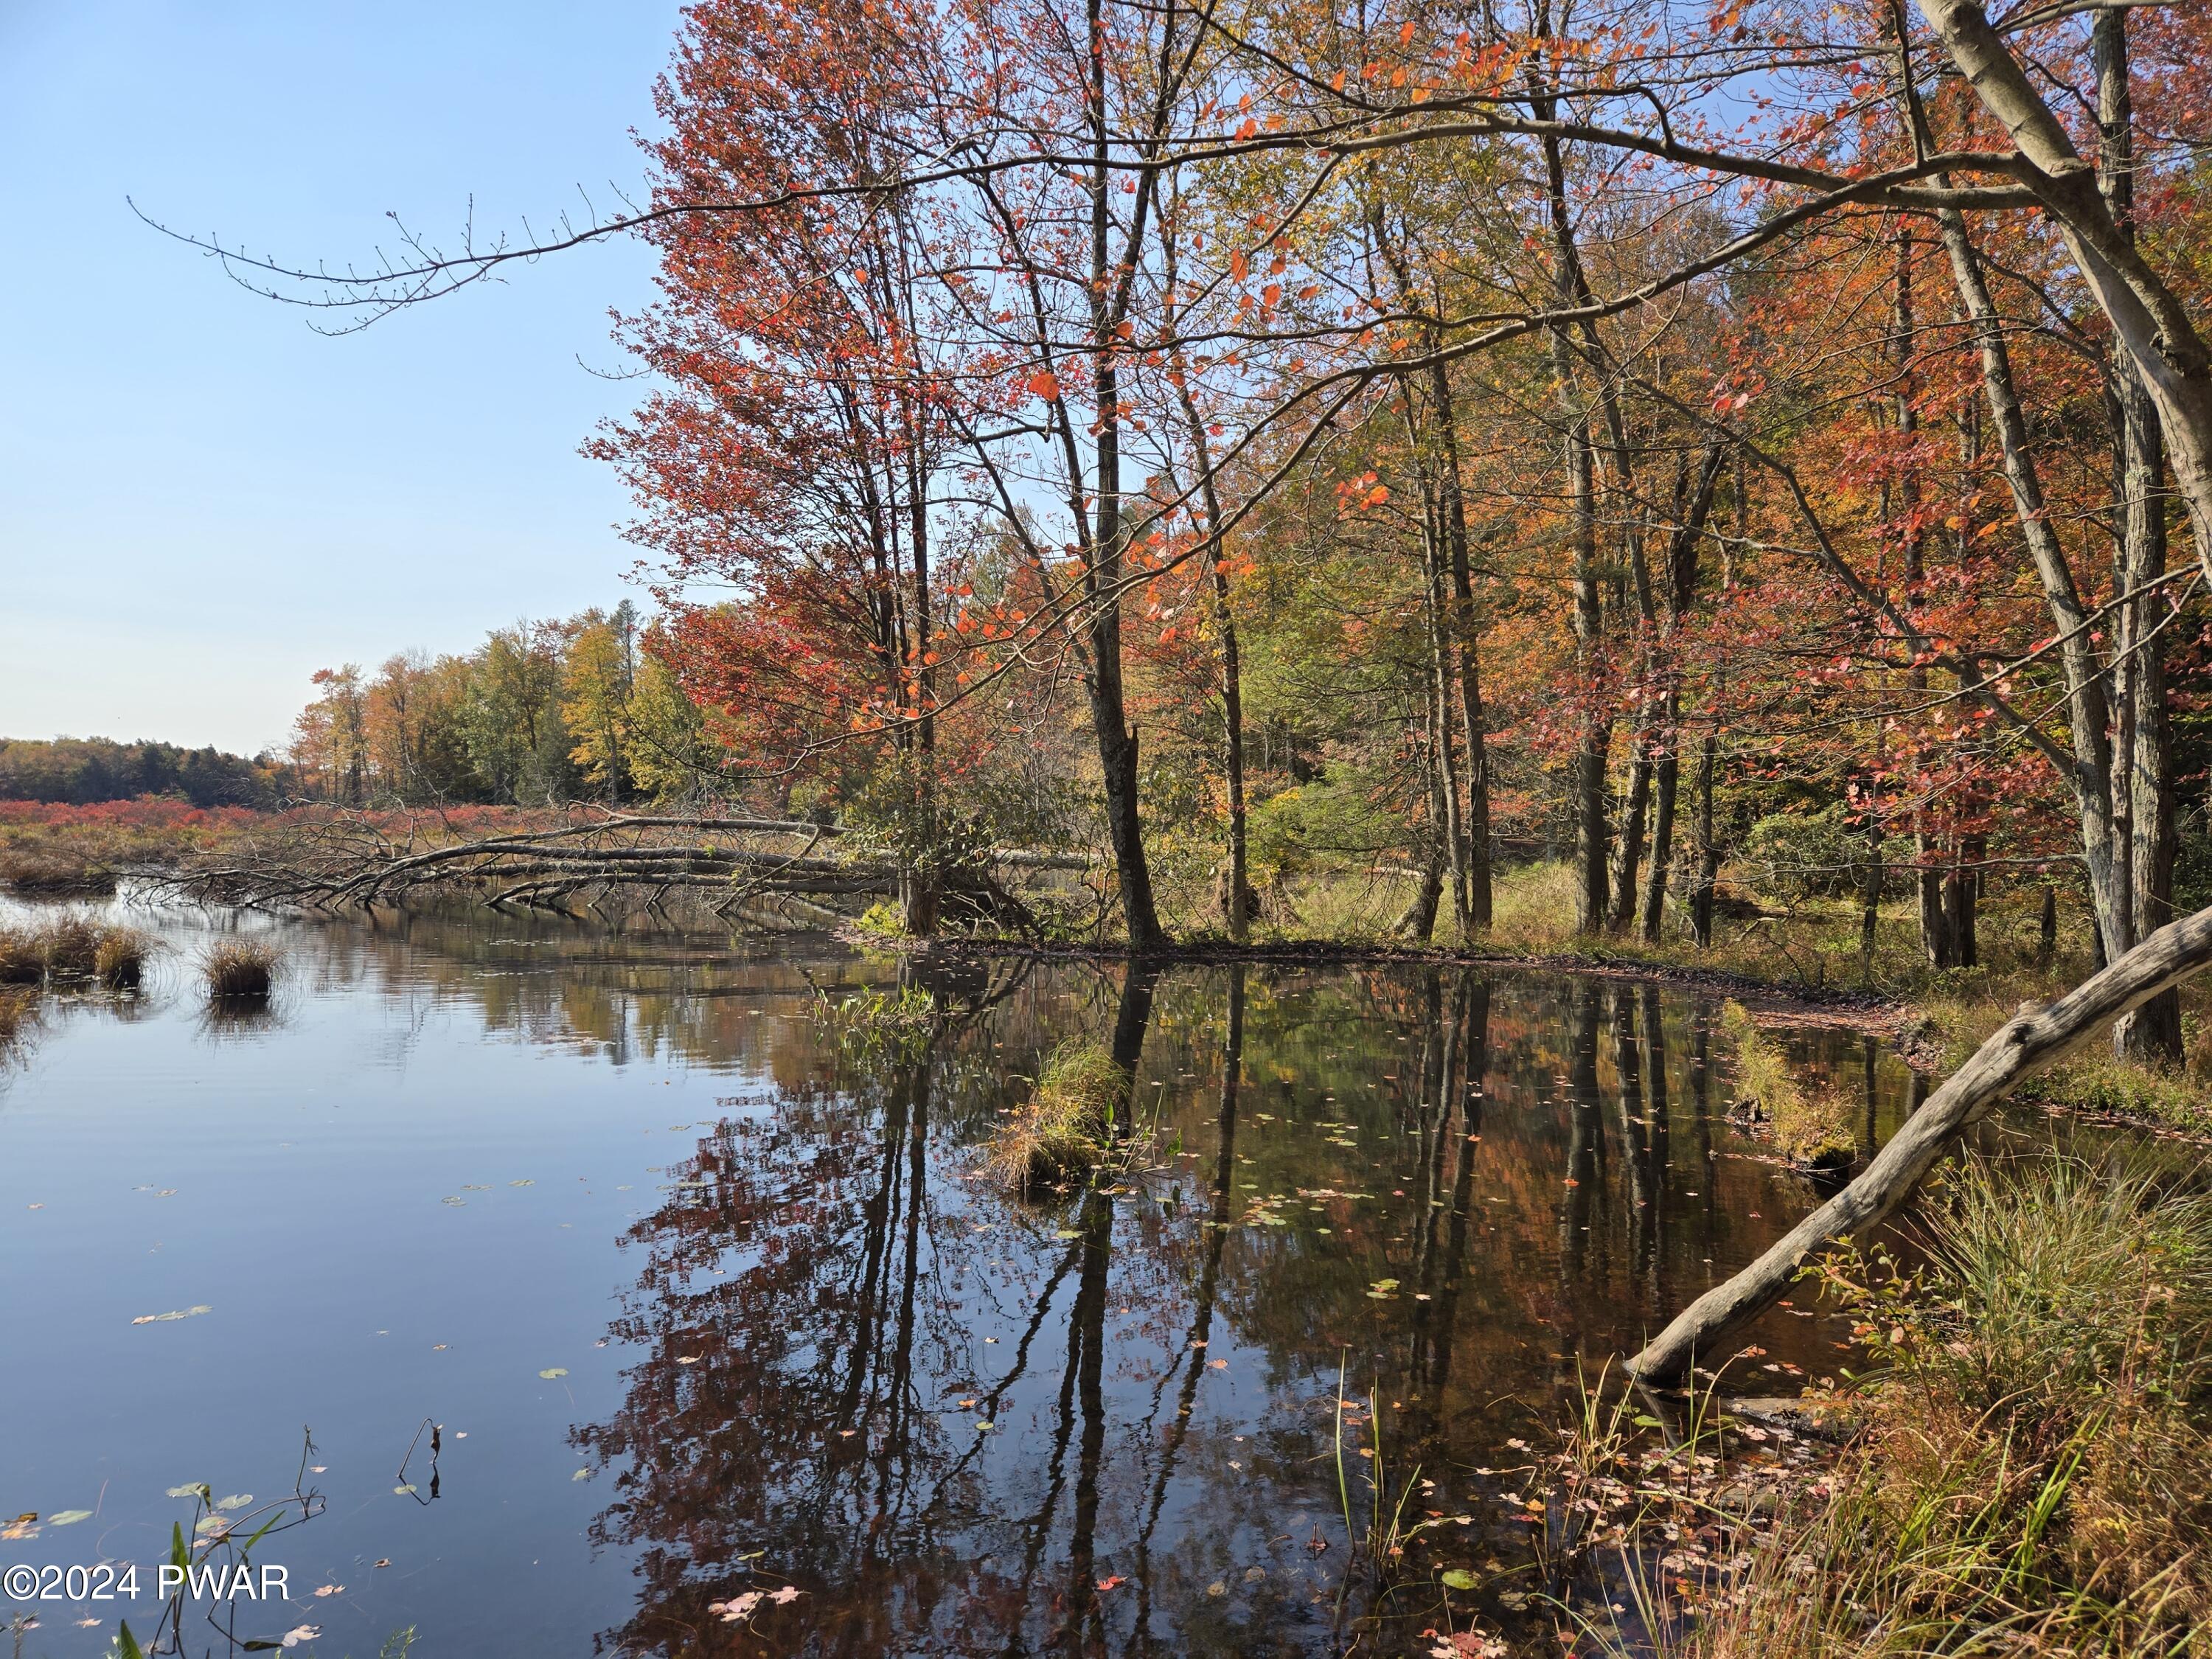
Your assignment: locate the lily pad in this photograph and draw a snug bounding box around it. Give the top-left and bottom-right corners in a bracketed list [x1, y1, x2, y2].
[48, 1509, 93, 1526]
[538, 1367, 568, 1379]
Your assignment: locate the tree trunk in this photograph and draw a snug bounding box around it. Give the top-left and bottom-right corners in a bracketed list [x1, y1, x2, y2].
[1690, 726, 1720, 947]
[1919, 0, 2212, 588]
[1176, 394, 1251, 944]
[1640, 713, 1679, 943]
[1082, 0, 1165, 955]
[1531, 63, 1612, 936]
[1858, 762, 1883, 969]
[1422, 484, 1472, 938]
[2096, 7, 2183, 1063]
[1428, 355, 1494, 929]
[1611, 739, 1653, 934]
[1933, 206, 2125, 958]
[1627, 899, 2212, 1382]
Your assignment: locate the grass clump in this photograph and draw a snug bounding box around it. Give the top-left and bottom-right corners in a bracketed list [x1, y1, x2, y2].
[34, 914, 102, 978]
[201, 939, 280, 999]
[0, 918, 156, 990]
[0, 987, 37, 1048]
[94, 925, 153, 990]
[983, 1041, 1127, 1189]
[0, 927, 41, 985]
[1583, 1153, 2212, 1658]
[1719, 1001, 1856, 1169]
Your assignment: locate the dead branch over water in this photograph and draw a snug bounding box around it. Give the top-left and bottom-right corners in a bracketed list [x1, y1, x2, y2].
[150, 808, 1085, 928]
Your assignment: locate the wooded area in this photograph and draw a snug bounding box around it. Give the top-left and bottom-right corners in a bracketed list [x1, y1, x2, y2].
[209, 0, 2211, 1033]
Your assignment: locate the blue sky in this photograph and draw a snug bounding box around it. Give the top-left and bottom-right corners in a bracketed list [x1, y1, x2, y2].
[0, 1, 685, 756]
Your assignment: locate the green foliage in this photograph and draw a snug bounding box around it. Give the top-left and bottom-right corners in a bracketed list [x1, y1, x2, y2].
[289, 604, 718, 810]
[0, 736, 279, 809]
[813, 984, 937, 1062]
[1738, 805, 1911, 902]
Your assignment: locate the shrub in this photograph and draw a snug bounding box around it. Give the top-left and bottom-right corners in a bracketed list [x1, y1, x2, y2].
[0, 845, 118, 896]
[201, 939, 280, 998]
[983, 1042, 1127, 1189]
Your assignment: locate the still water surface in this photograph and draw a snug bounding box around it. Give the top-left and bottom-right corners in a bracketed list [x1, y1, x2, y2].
[0, 902, 1921, 1657]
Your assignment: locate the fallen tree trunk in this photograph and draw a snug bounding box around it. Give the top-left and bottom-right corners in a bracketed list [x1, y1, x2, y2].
[151, 807, 1088, 931]
[1626, 900, 2212, 1384]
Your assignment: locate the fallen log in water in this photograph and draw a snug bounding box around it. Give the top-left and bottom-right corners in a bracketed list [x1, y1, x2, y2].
[1625, 900, 2212, 1384]
[150, 808, 1088, 930]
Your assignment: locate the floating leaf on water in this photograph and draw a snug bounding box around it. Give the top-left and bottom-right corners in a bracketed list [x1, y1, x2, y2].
[1054, 1229, 1082, 1239]
[131, 1305, 212, 1325]
[1439, 1568, 1479, 1590]
[215, 1494, 252, 1511]
[392, 1484, 417, 1497]
[280, 1624, 321, 1648]
[538, 1368, 568, 1380]
[509, 1179, 534, 1187]
[571, 1470, 591, 1481]
[440, 1197, 467, 1207]
[49, 1509, 93, 1526]
[166, 1484, 209, 1500]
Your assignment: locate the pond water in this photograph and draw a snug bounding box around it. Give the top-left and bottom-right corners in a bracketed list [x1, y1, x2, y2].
[0, 900, 1930, 1658]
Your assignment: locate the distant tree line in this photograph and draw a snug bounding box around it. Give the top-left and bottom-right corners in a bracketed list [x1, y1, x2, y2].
[288, 602, 716, 807]
[0, 737, 285, 808]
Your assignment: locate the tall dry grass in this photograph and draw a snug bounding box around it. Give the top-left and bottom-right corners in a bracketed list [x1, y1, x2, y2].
[200, 939, 280, 998]
[1584, 1153, 2212, 1658]
[981, 1041, 1128, 1189]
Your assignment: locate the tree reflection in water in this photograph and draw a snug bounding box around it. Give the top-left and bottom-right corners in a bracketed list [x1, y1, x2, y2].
[562, 957, 1910, 1658]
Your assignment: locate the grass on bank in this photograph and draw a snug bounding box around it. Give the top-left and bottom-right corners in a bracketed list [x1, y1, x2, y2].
[1574, 1152, 2212, 1658]
[200, 939, 280, 999]
[982, 1041, 1129, 1189]
[1719, 1001, 1859, 1169]
[1186, 860, 2211, 1137]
